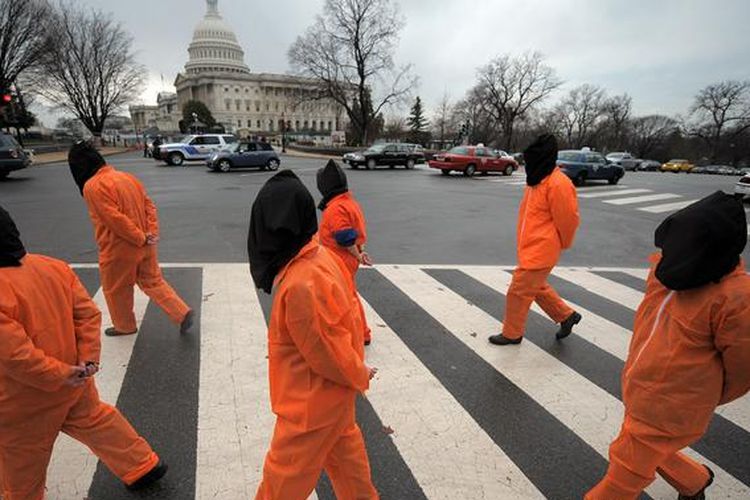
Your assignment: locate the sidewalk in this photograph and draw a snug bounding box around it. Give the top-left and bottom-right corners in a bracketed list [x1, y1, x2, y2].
[31, 147, 133, 166]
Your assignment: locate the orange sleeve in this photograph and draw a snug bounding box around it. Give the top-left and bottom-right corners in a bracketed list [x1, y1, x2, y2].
[284, 281, 370, 391]
[715, 292, 750, 405]
[549, 178, 580, 249]
[132, 174, 159, 236]
[84, 183, 146, 246]
[0, 293, 70, 391]
[70, 270, 102, 364]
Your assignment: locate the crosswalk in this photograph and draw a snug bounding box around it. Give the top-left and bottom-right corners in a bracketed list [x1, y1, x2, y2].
[45, 263, 750, 499]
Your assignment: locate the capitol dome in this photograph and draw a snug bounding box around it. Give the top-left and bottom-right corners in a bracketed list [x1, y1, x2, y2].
[185, 0, 250, 75]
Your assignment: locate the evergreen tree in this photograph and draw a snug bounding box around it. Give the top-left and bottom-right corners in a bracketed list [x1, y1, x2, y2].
[180, 100, 217, 133]
[407, 96, 431, 146]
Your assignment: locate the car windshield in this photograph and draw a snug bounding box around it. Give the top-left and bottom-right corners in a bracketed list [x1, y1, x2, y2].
[448, 146, 469, 155]
[367, 144, 386, 153]
[558, 151, 582, 162]
[607, 153, 625, 159]
[178, 136, 193, 144]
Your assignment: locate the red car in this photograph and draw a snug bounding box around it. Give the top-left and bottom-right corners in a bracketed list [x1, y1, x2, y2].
[429, 146, 518, 177]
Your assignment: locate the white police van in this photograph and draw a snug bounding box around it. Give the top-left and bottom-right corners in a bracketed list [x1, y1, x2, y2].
[157, 134, 238, 166]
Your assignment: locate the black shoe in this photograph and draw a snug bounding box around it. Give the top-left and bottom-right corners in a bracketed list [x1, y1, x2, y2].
[180, 310, 195, 334]
[364, 339, 371, 346]
[126, 461, 168, 490]
[105, 327, 137, 337]
[677, 466, 714, 500]
[555, 312, 582, 340]
[488, 334, 523, 345]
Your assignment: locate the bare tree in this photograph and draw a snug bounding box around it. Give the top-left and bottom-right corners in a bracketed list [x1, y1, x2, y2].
[601, 93, 632, 150]
[451, 85, 494, 145]
[432, 92, 453, 146]
[628, 114, 677, 158]
[476, 52, 561, 150]
[0, 0, 53, 90]
[288, 0, 416, 146]
[687, 80, 750, 161]
[553, 84, 607, 148]
[383, 115, 406, 141]
[35, 2, 143, 140]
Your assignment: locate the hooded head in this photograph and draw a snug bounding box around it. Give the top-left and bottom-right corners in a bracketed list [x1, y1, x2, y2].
[316, 159, 348, 210]
[248, 170, 318, 293]
[68, 141, 106, 195]
[523, 134, 558, 186]
[0, 205, 27, 267]
[655, 191, 747, 290]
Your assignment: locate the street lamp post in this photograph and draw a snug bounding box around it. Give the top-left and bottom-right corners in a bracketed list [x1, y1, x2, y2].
[281, 112, 287, 153]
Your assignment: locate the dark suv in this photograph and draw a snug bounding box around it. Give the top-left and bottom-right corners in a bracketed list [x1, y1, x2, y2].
[0, 133, 31, 179]
[343, 143, 425, 170]
[557, 149, 624, 186]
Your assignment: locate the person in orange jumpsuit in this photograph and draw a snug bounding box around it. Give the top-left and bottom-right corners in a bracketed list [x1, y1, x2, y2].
[489, 134, 582, 345]
[248, 171, 379, 500]
[0, 205, 167, 499]
[68, 141, 193, 336]
[317, 159, 374, 345]
[587, 191, 750, 500]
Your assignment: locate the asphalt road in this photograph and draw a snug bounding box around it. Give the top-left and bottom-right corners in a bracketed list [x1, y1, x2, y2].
[1, 151, 745, 266]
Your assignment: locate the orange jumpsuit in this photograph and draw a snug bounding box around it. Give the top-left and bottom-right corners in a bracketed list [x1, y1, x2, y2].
[586, 256, 750, 499]
[503, 167, 579, 338]
[82, 165, 189, 333]
[0, 254, 159, 500]
[319, 192, 372, 343]
[256, 238, 378, 500]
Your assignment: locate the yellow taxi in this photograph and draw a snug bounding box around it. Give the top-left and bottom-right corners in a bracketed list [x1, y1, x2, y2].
[660, 159, 694, 173]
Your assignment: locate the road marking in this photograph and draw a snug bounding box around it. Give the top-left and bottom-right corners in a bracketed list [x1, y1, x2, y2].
[47, 288, 150, 498]
[578, 188, 652, 199]
[576, 184, 629, 191]
[638, 199, 699, 213]
[603, 193, 682, 205]
[361, 296, 543, 499]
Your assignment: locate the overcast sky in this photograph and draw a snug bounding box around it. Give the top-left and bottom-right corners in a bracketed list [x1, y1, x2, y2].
[37, 0, 750, 127]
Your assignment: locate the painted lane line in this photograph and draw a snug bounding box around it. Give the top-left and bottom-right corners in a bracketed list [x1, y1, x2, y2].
[578, 188, 652, 199]
[638, 200, 700, 213]
[603, 193, 682, 205]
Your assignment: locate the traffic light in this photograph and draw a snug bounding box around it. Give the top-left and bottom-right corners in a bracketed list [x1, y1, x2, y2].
[0, 91, 12, 109]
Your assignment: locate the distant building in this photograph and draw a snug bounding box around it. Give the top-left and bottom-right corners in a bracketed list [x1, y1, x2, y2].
[131, 0, 347, 142]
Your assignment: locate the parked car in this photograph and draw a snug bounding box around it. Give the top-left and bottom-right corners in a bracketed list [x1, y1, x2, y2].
[557, 149, 624, 186]
[734, 173, 750, 201]
[157, 134, 238, 166]
[0, 132, 32, 179]
[342, 143, 424, 169]
[661, 159, 694, 173]
[636, 159, 661, 172]
[690, 166, 709, 174]
[428, 145, 519, 177]
[703, 165, 741, 176]
[606, 152, 640, 171]
[206, 141, 280, 172]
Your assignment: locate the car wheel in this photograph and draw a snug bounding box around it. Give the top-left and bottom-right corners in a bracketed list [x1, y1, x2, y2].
[389, 165, 395, 169]
[464, 164, 477, 177]
[440, 169, 451, 176]
[406, 159, 415, 170]
[480, 170, 489, 176]
[366, 159, 376, 170]
[504, 165, 513, 176]
[574, 173, 586, 187]
[267, 158, 281, 171]
[608, 174, 621, 185]
[218, 160, 232, 173]
[168, 152, 184, 166]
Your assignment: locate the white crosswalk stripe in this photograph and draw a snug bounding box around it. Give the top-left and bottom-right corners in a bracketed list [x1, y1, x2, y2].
[578, 188, 652, 198]
[43, 264, 750, 499]
[638, 199, 700, 213]
[603, 193, 682, 205]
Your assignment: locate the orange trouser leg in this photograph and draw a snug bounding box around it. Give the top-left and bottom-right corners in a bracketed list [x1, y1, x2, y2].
[256, 413, 377, 500]
[0, 415, 58, 500]
[502, 267, 572, 338]
[100, 256, 139, 332]
[585, 416, 710, 499]
[61, 383, 159, 486]
[136, 247, 190, 325]
[324, 424, 379, 500]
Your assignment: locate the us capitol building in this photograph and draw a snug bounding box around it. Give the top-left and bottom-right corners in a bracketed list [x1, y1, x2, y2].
[130, 0, 347, 142]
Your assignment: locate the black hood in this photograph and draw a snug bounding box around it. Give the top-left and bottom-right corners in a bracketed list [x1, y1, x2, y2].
[316, 159, 349, 210]
[655, 191, 746, 290]
[523, 134, 558, 186]
[0, 205, 26, 267]
[69, 141, 106, 195]
[248, 170, 319, 293]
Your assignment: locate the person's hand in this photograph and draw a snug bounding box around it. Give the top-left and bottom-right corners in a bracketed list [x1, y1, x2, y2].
[360, 251, 373, 267]
[64, 364, 87, 387]
[84, 362, 99, 377]
[145, 233, 160, 246]
[367, 365, 378, 380]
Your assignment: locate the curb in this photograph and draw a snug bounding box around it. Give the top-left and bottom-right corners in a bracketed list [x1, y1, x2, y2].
[31, 148, 134, 166]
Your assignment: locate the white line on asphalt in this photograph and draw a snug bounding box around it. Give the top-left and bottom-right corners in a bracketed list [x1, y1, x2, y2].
[360, 295, 543, 499]
[578, 188, 652, 199]
[603, 193, 682, 205]
[47, 288, 150, 498]
[576, 184, 629, 191]
[638, 199, 699, 213]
